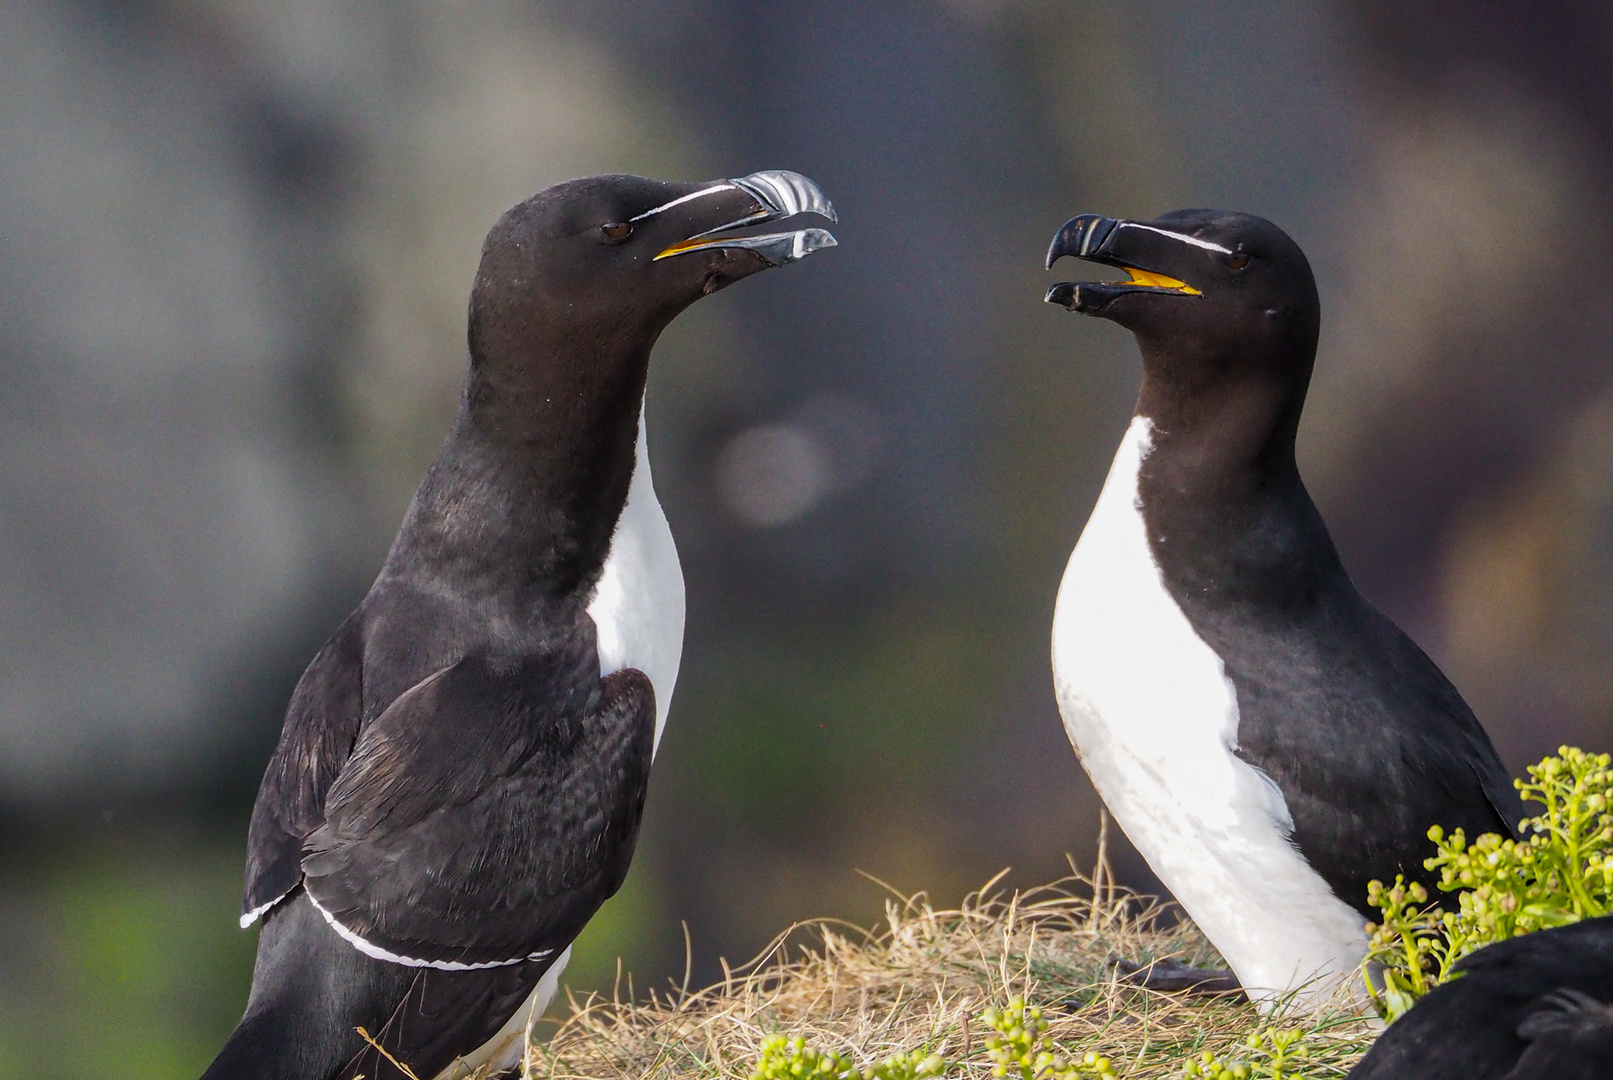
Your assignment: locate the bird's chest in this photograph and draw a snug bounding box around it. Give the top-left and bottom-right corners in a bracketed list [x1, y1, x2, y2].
[1050, 419, 1370, 999]
[1051, 418, 1242, 799]
[585, 423, 685, 756]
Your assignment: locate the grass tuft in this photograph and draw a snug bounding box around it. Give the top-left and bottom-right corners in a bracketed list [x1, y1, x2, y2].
[516, 846, 1376, 1080]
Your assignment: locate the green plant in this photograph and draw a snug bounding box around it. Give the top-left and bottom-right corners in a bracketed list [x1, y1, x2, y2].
[1429, 748, 1613, 933]
[1364, 747, 1613, 1019]
[749, 996, 1122, 1080]
[980, 997, 1116, 1080]
[867, 1048, 948, 1080]
[1361, 876, 1448, 1019]
[1179, 1029, 1310, 1080]
[749, 1034, 945, 1080]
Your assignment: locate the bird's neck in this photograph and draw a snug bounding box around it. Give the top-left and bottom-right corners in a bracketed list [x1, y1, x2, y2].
[1132, 361, 1343, 604]
[1134, 368, 1305, 503]
[383, 334, 652, 609]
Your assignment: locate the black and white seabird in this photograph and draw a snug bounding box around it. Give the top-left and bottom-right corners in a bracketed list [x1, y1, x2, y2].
[1348, 917, 1613, 1079]
[203, 171, 836, 1080]
[1043, 210, 1521, 1003]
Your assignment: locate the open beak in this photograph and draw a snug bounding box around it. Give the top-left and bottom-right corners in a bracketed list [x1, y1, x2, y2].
[1044, 213, 1201, 313]
[655, 170, 838, 266]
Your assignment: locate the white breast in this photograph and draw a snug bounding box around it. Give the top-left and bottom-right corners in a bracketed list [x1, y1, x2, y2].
[586, 405, 686, 757]
[1051, 416, 1367, 1006]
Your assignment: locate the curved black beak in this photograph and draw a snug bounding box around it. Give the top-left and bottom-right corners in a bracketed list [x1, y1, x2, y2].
[655, 170, 838, 267]
[1044, 212, 1203, 314]
[1045, 282, 1079, 308]
[1045, 214, 1120, 269]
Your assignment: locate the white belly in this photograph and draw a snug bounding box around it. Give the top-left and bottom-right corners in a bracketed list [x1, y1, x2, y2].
[587, 406, 686, 756]
[1051, 416, 1366, 1006]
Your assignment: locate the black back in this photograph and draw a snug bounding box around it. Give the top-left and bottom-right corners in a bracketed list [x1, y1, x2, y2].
[1052, 209, 1522, 915]
[1349, 918, 1613, 1080]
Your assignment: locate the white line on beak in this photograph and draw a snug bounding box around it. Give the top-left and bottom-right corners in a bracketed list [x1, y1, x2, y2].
[628, 183, 738, 224]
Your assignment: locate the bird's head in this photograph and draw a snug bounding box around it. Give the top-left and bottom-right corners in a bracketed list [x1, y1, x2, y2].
[1045, 209, 1318, 393]
[469, 170, 836, 361]
[430, 172, 835, 583]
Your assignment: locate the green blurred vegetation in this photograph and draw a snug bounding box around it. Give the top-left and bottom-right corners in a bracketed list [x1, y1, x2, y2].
[563, 862, 675, 999]
[688, 609, 999, 824]
[0, 836, 679, 1079]
[0, 836, 253, 1079]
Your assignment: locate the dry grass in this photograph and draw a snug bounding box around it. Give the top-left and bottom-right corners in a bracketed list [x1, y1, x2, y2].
[518, 838, 1378, 1080]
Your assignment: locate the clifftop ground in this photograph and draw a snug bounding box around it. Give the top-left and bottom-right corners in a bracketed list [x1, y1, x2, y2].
[527, 853, 1377, 1080]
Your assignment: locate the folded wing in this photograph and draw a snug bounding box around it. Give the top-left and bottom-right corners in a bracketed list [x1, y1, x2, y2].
[301, 630, 655, 970]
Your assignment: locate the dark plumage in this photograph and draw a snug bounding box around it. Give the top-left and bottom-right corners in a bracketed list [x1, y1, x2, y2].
[1046, 211, 1520, 1000]
[1348, 918, 1613, 1080]
[204, 171, 835, 1080]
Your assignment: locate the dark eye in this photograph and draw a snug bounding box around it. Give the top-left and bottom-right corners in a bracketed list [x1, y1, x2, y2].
[600, 221, 632, 242]
[1224, 251, 1251, 271]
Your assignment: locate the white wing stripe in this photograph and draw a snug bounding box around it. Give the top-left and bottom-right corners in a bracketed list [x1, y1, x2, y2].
[239, 890, 291, 929]
[307, 892, 552, 970]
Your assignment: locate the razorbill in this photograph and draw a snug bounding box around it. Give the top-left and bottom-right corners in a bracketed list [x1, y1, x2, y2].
[1348, 918, 1613, 1079]
[202, 171, 836, 1080]
[1043, 210, 1521, 1004]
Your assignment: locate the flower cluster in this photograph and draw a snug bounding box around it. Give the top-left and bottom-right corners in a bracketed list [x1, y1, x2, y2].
[1179, 1029, 1309, 1080]
[1431, 748, 1613, 934]
[749, 1034, 944, 1080]
[1361, 876, 1448, 1018]
[1365, 747, 1613, 1019]
[751, 995, 1121, 1080]
[980, 996, 1116, 1080]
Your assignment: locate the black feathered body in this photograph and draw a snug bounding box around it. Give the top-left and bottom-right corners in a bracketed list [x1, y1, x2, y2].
[214, 560, 657, 1080]
[213, 407, 663, 1078]
[206, 171, 834, 1080]
[1136, 415, 1523, 918]
[1348, 918, 1613, 1080]
[1050, 208, 1521, 1005]
[215, 179, 675, 1080]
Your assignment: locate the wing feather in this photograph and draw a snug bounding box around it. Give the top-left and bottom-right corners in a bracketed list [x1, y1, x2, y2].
[302, 630, 655, 969]
[242, 612, 366, 924]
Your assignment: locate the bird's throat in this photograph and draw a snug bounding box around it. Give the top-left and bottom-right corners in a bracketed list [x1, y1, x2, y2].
[388, 346, 650, 604]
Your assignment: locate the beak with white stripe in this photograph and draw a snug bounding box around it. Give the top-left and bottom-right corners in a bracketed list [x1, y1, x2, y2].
[1044, 212, 1224, 313]
[651, 169, 837, 267]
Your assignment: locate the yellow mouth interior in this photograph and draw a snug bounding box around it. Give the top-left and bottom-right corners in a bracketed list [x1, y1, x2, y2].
[1124, 266, 1201, 294]
[654, 236, 723, 260]
[655, 210, 775, 260]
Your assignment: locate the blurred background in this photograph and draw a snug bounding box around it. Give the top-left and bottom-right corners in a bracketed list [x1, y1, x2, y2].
[3, 0, 1612, 1074]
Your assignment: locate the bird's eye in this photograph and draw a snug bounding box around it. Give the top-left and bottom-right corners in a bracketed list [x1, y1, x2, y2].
[600, 221, 632, 242]
[1224, 251, 1251, 271]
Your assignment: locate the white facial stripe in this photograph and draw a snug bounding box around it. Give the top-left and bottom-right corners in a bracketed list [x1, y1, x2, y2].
[1117, 222, 1232, 255]
[627, 183, 737, 223]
